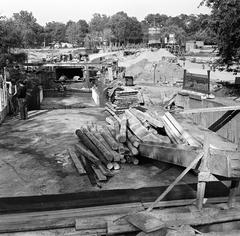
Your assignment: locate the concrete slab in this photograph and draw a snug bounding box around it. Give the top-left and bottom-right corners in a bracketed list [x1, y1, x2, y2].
[0, 107, 199, 198]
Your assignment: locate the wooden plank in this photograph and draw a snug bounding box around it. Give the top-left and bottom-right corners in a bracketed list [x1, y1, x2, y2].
[75, 218, 107, 230]
[179, 105, 240, 114]
[208, 110, 240, 132]
[172, 113, 237, 151]
[98, 164, 114, 177]
[91, 165, 107, 181]
[146, 151, 204, 212]
[107, 218, 139, 234]
[78, 152, 100, 188]
[164, 112, 201, 147]
[161, 115, 183, 144]
[127, 212, 165, 233]
[136, 227, 167, 236]
[67, 148, 86, 175]
[118, 114, 127, 143]
[125, 109, 162, 142]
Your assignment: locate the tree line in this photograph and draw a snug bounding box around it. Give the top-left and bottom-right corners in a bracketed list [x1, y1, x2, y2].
[0, 10, 213, 50]
[1, 0, 240, 66]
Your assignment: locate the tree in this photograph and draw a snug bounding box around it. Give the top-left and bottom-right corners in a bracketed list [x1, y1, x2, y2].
[200, 0, 240, 64]
[109, 11, 129, 44]
[89, 13, 110, 33]
[44, 21, 67, 45]
[12, 11, 40, 48]
[66, 20, 89, 47]
[0, 15, 27, 67]
[125, 17, 143, 44]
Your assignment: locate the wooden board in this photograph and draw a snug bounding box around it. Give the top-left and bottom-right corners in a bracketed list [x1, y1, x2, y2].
[67, 148, 86, 175]
[75, 218, 107, 230]
[136, 227, 167, 236]
[179, 105, 240, 114]
[127, 212, 165, 233]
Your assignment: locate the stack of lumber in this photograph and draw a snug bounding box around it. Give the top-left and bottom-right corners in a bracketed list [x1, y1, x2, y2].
[73, 113, 142, 187]
[106, 86, 139, 114]
[72, 107, 202, 183]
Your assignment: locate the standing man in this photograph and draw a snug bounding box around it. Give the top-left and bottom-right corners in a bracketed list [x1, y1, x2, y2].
[17, 80, 28, 120]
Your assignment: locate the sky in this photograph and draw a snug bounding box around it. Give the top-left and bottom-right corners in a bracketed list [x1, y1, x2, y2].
[0, 0, 211, 26]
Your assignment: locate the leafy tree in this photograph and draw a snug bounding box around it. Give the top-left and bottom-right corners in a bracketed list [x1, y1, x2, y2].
[66, 20, 89, 47]
[109, 11, 129, 43]
[125, 17, 143, 44]
[200, 0, 240, 64]
[44, 21, 67, 45]
[89, 13, 110, 33]
[12, 11, 40, 48]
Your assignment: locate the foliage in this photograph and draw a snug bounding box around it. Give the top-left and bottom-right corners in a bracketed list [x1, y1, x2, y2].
[66, 20, 89, 47]
[200, 0, 240, 64]
[44, 21, 67, 45]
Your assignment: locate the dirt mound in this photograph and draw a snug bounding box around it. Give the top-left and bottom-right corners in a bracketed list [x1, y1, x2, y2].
[119, 48, 176, 67]
[125, 59, 184, 85]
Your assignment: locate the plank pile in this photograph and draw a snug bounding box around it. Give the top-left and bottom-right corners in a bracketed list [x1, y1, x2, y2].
[71, 107, 203, 187]
[106, 86, 139, 114]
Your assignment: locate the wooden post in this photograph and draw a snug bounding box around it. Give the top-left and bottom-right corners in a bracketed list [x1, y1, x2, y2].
[196, 134, 210, 210]
[207, 70, 211, 95]
[228, 138, 240, 208]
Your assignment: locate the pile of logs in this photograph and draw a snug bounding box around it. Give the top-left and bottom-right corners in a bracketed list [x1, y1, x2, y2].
[71, 106, 202, 187]
[106, 86, 139, 114]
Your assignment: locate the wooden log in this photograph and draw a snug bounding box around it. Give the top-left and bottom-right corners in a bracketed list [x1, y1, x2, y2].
[105, 125, 117, 141]
[127, 128, 140, 148]
[81, 127, 114, 162]
[93, 129, 121, 161]
[91, 165, 107, 181]
[126, 138, 139, 155]
[126, 156, 132, 164]
[67, 148, 86, 175]
[164, 112, 201, 147]
[120, 158, 126, 164]
[118, 142, 126, 154]
[74, 143, 101, 165]
[118, 114, 127, 143]
[98, 126, 119, 150]
[113, 162, 120, 170]
[107, 162, 114, 170]
[98, 164, 114, 177]
[75, 129, 108, 166]
[146, 151, 204, 212]
[106, 116, 116, 126]
[92, 131, 120, 162]
[131, 156, 139, 165]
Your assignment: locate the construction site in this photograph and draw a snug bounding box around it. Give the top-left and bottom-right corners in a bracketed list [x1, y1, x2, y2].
[0, 44, 240, 236]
